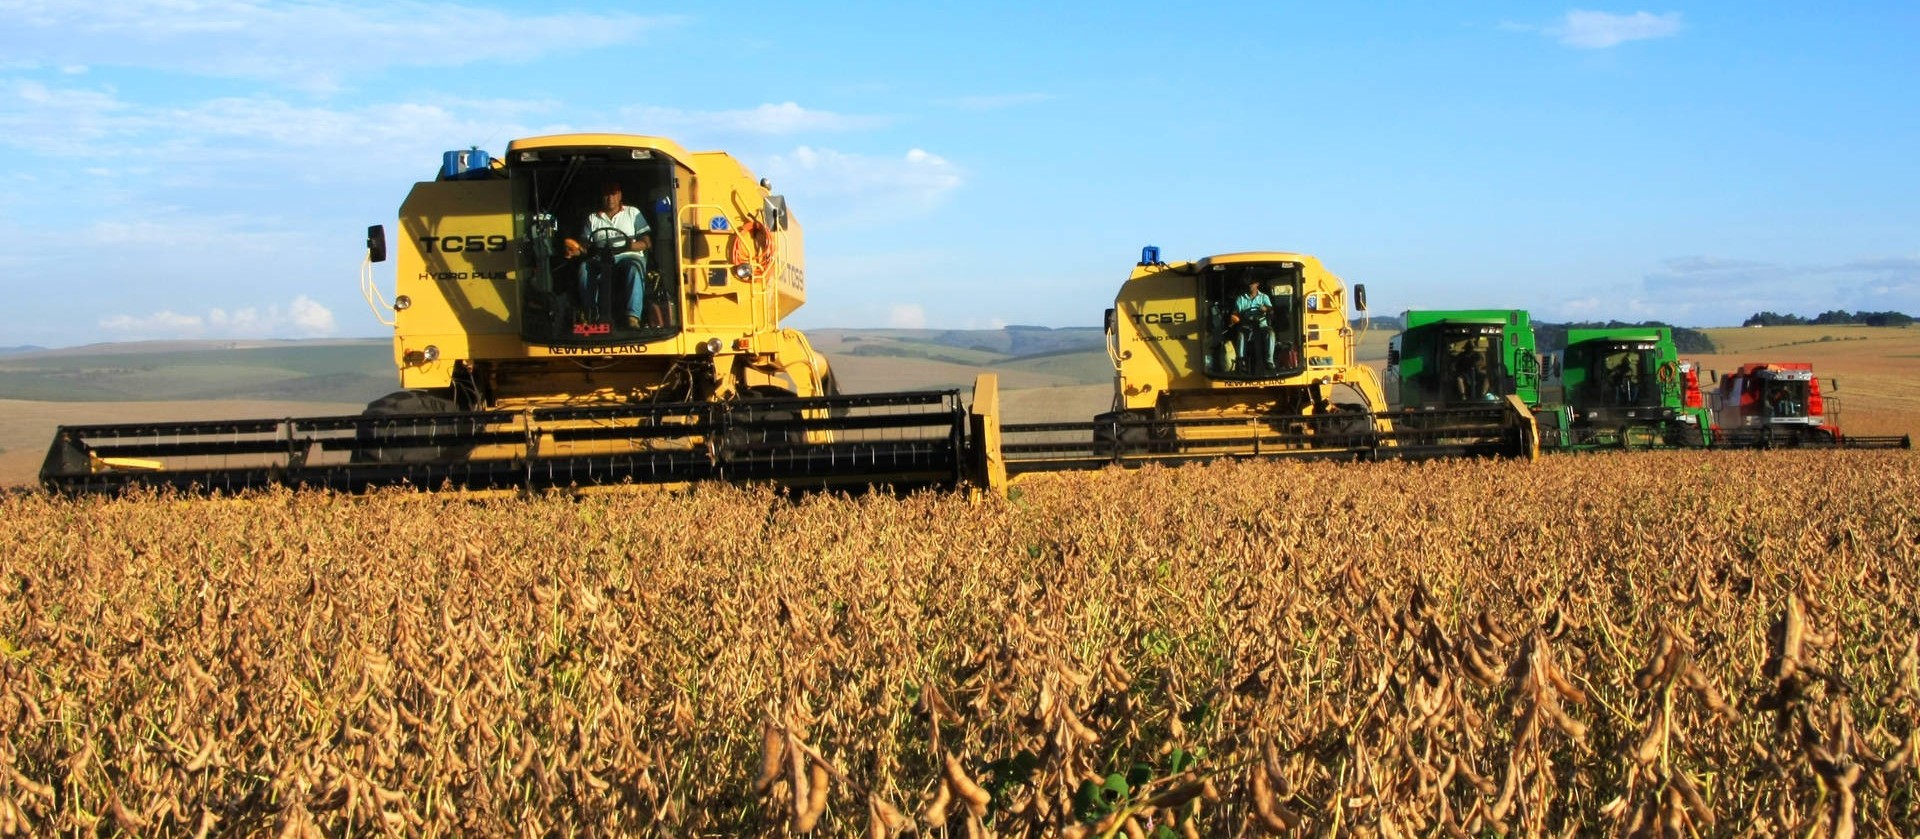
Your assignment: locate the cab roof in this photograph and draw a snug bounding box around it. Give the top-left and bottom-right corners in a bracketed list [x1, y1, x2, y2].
[1192, 251, 1320, 270]
[1405, 309, 1531, 328]
[505, 133, 695, 163]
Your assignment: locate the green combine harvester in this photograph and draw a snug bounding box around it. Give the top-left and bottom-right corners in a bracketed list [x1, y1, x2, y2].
[1548, 327, 1712, 449]
[1384, 309, 1546, 448]
[1389, 313, 1713, 451]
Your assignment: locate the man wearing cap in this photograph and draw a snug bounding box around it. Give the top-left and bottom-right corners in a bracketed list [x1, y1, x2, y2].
[566, 179, 653, 327]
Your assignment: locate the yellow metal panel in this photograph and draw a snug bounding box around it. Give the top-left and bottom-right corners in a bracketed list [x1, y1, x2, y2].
[392, 179, 517, 387]
[681, 149, 809, 326]
[1113, 263, 1204, 410]
[969, 373, 1006, 493]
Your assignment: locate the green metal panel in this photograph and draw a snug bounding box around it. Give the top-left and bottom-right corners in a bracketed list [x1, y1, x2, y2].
[1562, 327, 1677, 411]
[1396, 309, 1538, 409]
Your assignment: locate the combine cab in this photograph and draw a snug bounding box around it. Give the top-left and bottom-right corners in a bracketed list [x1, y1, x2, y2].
[1545, 327, 1713, 449]
[43, 135, 973, 494]
[1712, 362, 1910, 449]
[983, 249, 1536, 483]
[1386, 309, 1560, 447]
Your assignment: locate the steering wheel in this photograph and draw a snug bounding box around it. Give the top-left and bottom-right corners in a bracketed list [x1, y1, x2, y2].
[586, 227, 631, 253]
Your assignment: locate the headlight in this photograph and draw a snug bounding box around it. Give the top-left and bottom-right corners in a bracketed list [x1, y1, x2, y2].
[701, 338, 724, 355]
[393, 295, 412, 311]
[731, 263, 753, 280]
[422, 345, 440, 362]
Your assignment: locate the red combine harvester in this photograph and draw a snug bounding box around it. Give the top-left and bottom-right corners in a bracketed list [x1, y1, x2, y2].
[1714, 362, 1910, 449]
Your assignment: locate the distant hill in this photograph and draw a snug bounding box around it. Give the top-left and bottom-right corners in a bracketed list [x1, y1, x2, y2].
[812, 326, 1105, 359]
[0, 346, 47, 356]
[0, 340, 395, 403]
[0, 329, 1117, 404]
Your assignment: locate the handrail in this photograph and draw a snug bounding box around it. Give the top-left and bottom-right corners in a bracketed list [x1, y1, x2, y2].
[359, 255, 396, 327]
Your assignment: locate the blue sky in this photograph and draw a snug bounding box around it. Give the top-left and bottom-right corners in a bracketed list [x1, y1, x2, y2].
[1, 2, 1916, 346]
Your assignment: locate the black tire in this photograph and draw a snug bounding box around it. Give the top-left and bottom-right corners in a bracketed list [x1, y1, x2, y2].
[355, 390, 466, 464]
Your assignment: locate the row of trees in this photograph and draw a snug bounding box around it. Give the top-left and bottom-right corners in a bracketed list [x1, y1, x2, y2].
[1743, 310, 1915, 327]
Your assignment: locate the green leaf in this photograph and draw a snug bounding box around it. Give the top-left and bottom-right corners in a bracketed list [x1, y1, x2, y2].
[1167, 747, 1193, 774]
[1073, 779, 1112, 821]
[1126, 763, 1153, 788]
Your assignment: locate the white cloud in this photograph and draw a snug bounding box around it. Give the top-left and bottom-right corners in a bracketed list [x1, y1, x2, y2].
[77, 214, 317, 254]
[0, 80, 130, 152]
[764, 146, 963, 224]
[0, 0, 678, 88]
[1544, 10, 1684, 49]
[623, 102, 889, 136]
[887, 303, 928, 329]
[288, 296, 339, 334]
[99, 310, 203, 335]
[1660, 255, 1767, 274]
[1550, 255, 1920, 326]
[1833, 257, 1920, 275]
[0, 79, 559, 186]
[101, 295, 338, 340]
[1544, 294, 1673, 323]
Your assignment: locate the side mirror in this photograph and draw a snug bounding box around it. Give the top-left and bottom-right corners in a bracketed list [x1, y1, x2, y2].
[1354, 283, 1368, 312]
[1104, 308, 1117, 334]
[764, 195, 790, 231]
[366, 224, 387, 263]
[1386, 348, 1400, 366]
[1829, 378, 1839, 392]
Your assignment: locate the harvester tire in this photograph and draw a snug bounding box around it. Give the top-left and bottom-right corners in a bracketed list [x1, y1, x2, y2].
[355, 390, 468, 464]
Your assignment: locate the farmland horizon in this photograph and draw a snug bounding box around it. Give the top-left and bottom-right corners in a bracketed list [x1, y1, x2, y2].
[7, 312, 1917, 356]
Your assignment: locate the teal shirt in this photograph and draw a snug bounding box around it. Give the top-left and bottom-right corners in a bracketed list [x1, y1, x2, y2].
[1235, 291, 1272, 324]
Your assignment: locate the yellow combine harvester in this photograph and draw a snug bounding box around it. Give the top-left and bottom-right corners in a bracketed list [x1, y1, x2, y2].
[42, 135, 970, 493]
[975, 248, 1537, 485]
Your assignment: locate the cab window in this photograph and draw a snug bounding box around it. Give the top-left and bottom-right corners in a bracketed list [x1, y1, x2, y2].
[1202, 263, 1304, 379]
[512, 157, 681, 346]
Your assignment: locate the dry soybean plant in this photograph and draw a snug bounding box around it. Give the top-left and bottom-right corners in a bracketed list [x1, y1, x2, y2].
[0, 449, 1917, 836]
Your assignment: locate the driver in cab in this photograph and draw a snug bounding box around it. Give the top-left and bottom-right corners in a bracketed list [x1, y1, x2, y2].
[1231, 278, 1274, 374]
[567, 179, 652, 328]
